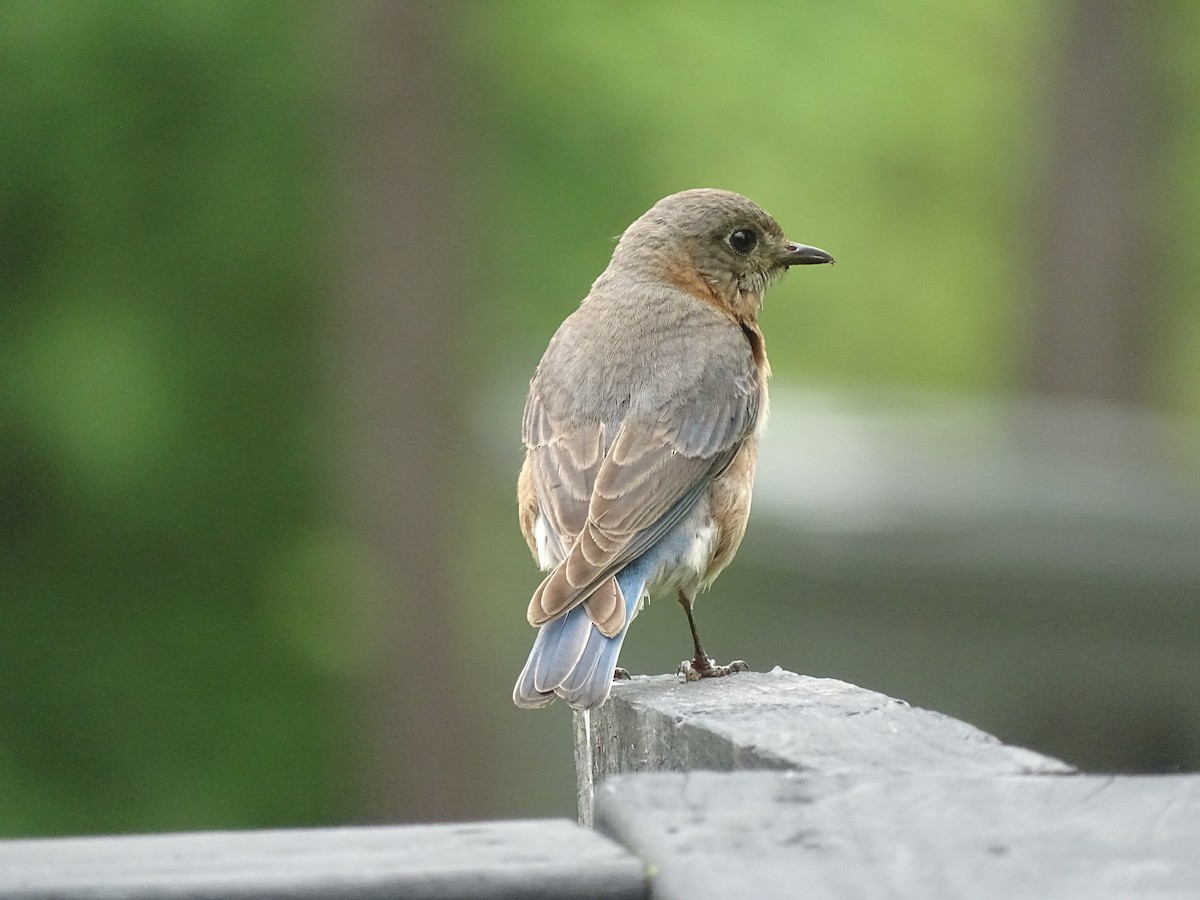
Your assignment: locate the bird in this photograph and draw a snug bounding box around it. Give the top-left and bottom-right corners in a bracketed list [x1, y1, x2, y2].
[512, 188, 833, 710]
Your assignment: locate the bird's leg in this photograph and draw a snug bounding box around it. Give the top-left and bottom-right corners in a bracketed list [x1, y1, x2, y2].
[675, 590, 749, 682]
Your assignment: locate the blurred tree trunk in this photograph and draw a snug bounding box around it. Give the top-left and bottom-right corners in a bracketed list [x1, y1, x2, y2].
[1025, 0, 1161, 405]
[334, 2, 480, 821]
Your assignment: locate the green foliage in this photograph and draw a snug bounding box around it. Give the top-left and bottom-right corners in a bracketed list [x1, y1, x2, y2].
[457, 0, 1056, 394]
[0, 1, 347, 833]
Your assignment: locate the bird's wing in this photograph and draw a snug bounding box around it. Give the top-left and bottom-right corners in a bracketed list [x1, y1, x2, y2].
[525, 364, 759, 636]
[521, 388, 606, 557]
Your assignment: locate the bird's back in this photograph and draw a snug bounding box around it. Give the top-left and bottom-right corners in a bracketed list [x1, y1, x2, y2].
[525, 271, 761, 448]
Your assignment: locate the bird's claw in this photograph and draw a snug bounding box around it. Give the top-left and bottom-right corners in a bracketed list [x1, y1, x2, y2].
[612, 667, 632, 681]
[678, 656, 750, 682]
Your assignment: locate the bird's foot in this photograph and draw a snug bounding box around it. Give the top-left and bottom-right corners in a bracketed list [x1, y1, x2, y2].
[678, 655, 750, 682]
[612, 667, 632, 681]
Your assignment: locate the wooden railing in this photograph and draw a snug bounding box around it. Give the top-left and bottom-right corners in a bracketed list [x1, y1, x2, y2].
[3, 669, 1197, 898]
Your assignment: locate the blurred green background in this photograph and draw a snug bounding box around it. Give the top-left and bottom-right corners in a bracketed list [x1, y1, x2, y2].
[2, 1, 1199, 835]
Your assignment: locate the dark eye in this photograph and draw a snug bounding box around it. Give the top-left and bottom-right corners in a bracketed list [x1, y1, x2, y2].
[728, 228, 757, 254]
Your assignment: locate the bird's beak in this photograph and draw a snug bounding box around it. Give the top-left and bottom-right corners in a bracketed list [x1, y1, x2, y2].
[781, 242, 835, 267]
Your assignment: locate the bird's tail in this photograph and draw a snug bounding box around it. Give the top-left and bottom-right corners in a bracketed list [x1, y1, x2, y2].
[513, 564, 648, 710]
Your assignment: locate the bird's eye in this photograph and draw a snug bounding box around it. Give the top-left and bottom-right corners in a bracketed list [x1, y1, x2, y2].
[728, 228, 757, 254]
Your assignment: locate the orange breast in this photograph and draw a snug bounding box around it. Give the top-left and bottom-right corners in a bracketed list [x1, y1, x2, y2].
[703, 438, 758, 584]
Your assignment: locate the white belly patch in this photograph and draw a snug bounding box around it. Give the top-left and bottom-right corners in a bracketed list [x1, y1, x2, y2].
[534, 513, 560, 570]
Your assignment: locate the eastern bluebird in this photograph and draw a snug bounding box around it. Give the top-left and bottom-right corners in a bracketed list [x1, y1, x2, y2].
[513, 189, 833, 710]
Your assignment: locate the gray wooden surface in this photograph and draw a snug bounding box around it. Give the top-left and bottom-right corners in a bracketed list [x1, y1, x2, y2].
[6, 669, 1193, 899]
[0, 819, 647, 900]
[574, 669, 1072, 824]
[577, 668, 1200, 898]
[594, 770, 1200, 900]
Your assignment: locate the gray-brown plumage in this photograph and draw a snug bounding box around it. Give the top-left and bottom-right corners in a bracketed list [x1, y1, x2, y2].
[513, 189, 833, 709]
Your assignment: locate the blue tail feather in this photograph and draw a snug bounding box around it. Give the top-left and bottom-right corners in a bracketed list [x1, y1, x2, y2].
[513, 558, 653, 710]
[531, 604, 592, 690]
[557, 623, 609, 696]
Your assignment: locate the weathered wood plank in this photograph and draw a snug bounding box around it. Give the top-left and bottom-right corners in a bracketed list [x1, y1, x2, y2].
[594, 770, 1200, 900]
[0, 820, 647, 900]
[574, 669, 1071, 824]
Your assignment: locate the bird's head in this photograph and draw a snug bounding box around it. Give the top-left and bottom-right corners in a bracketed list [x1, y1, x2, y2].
[611, 188, 834, 323]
